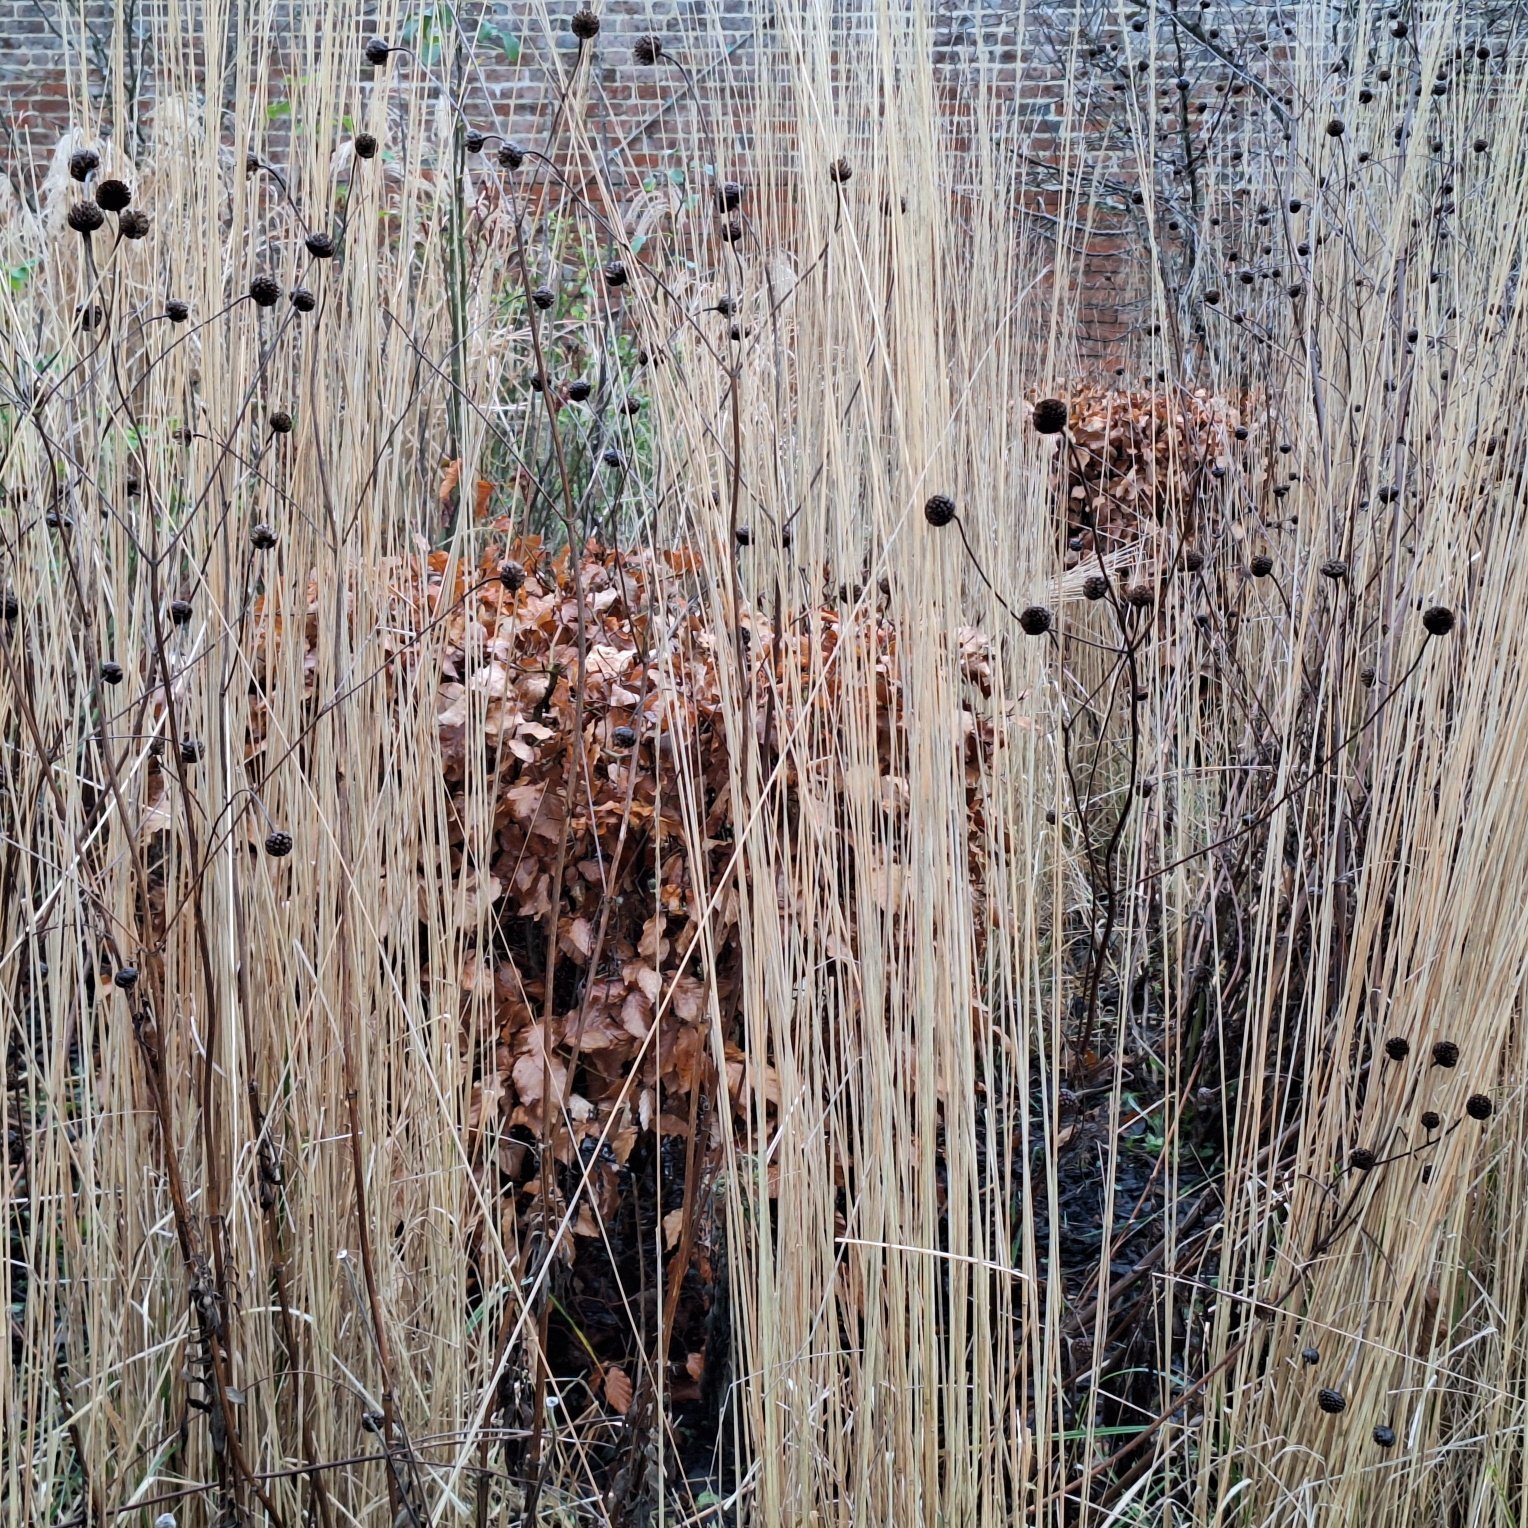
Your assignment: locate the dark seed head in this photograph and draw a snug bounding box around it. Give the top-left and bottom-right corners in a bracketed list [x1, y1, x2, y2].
[1373, 1424, 1396, 1448]
[353, 132, 379, 160]
[67, 201, 105, 235]
[464, 130, 486, 153]
[611, 725, 638, 748]
[290, 286, 317, 313]
[1317, 1388, 1347, 1414]
[1182, 548, 1204, 573]
[621, 396, 643, 416]
[829, 157, 853, 183]
[1301, 1345, 1320, 1366]
[603, 260, 628, 288]
[1032, 397, 1070, 435]
[1320, 558, 1348, 581]
[530, 286, 555, 311]
[69, 148, 99, 181]
[923, 494, 957, 528]
[1360, 666, 1377, 687]
[719, 218, 744, 242]
[94, 178, 131, 212]
[169, 599, 193, 625]
[113, 966, 139, 990]
[118, 208, 151, 239]
[1, 591, 17, 621]
[567, 379, 591, 402]
[269, 410, 294, 435]
[264, 829, 294, 858]
[1432, 1040, 1460, 1068]
[305, 231, 336, 259]
[364, 36, 391, 65]
[1349, 1147, 1377, 1171]
[498, 142, 525, 170]
[249, 275, 281, 307]
[1019, 605, 1053, 636]
[1326, 118, 1345, 137]
[603, 448, 625, 469]
[76, 304, 105, 332]
[1126, 583, 1155, 608]
[251, 523, 278, 550]
[497, 559, 527, 592]
[179, 736, 204, 764]
[101, 661, 124, 684]
[570, 7, 600, 38]
[1422, 605, 1455, 636]
[735, 525, 752, 546]
[1420, 1110, 1441, 1131]
[165, 299, 190, 323]
[633, 33, 664, 64]
[1466, 1093, 1493, 1120]
[1204, 288, 1221, 304]
[1384, 1036, 1410, 1061]
[716, 181, 743, 213]
[1083, 574, 1110, 601]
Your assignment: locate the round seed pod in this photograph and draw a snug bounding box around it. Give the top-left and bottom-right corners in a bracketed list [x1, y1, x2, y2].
[621, 396, 643, 416]
[1126, 583, 1155, 608]
[567, 379, 592, 402]
[353, 133, 379, 160]
[67, 201, 105, 235]
[1432, 1040, 1460, 1068]
[1032, 397, 1070, 434]
[716, 181, 743, 213]
[1422, 605, 1455, 636]
[269, 410, 294, 435]
[498, 142, 526, 169]
[249, 275, 281, 306]
[1420, 1110, 1441, 1131]
[570, 7, 600, 38]
[923, 494, 956, 527]
[1182, 548, 1205, 573]
[169, 599, 193, 625]
[735, 525, 752, 546]
[1018, 605, 1053, 636]
[1083, 575, 1110, 601]
[1349, 1147, 1377, 1171]
[530, 286, 555, 310]
[719, 218, 744, 242]
[633, 33, 664, 64]
[1204, 288, 1221, 304]
[264, 829, 294, 858]
[1320, 558, 1348, 581]
[251, 523, 278, 550]
[464, 129, 486, 153]
[829, 157, 853, 183]
[1373, 1425, 1396, 1448]
[179, 736, 204, 764]
[1326, 118, 1345, 137]
[165, 299, 190, 322]
[305, 231, 336, 259]
[1466, 1093, 1493, 1120]
[497, 559, 527, 592]
[113, 966, 139, 990]
[94, 178, 131, 212]
[101, 660, 124, 684]
[611, 725, 638, 748]
[76, 304, 105, 332]
[602, 448, 625, 469]
[1317, 1388, 1347, 1414]
[126, 477, 141, 496]
[119, 208, 151, 239]
[290, 286, 317, 312]
[364, 36, 391, 65]
[1375, 484, 1400, 503]
[1383, 1036, 1410, 1061]
[1301, 1346, 1320, 1366]
[69, 148, 100, 181]
[603, 260, 628, 288]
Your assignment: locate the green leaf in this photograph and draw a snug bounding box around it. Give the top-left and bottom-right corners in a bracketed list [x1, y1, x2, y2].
[266, 99, 291, 120]
[7, 261, 36, 292]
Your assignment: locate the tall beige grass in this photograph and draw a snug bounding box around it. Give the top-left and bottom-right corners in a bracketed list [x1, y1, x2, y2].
[2, 0, 1527, 1524]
